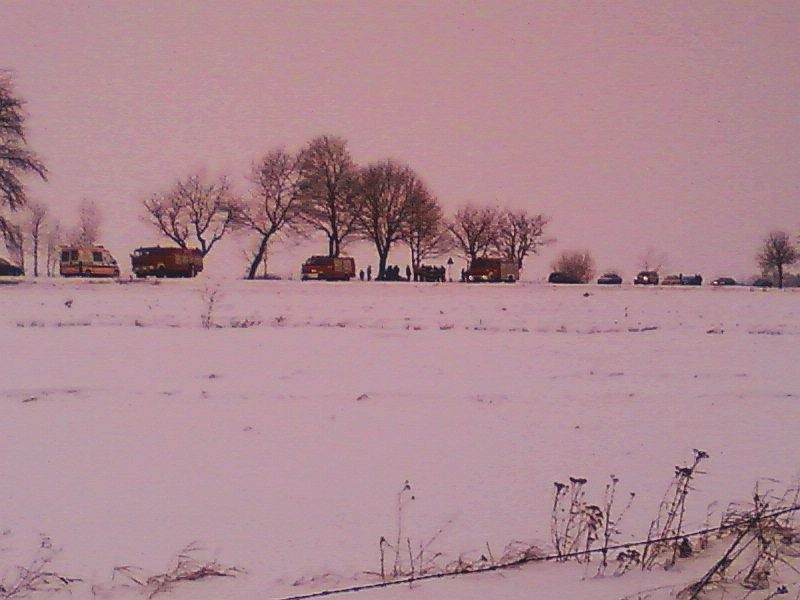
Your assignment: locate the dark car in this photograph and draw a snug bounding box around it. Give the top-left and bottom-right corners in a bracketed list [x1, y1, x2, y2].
[597, 273, 622, 285]
[752, 278, 773, 288]
[548, 271, 581, 284]
[634, 270, 659, 285]
[711, 277, 737, 286]
[663, 273, 702, 286]
[0, 258, 24, 276]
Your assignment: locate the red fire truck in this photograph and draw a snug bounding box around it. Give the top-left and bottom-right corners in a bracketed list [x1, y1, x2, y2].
[465, 257, 519, 283]
[131, 246, 203, 278]
[301, 256, 356, 281]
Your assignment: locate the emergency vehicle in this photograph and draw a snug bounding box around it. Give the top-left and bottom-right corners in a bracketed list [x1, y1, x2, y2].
[301, 256, 356, 281]
[59, 245, 120, 278]
[465, 257, 519, 283]
[131, 246, 203, 278]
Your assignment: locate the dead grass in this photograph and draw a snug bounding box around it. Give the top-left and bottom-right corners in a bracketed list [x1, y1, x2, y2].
[111, 543, 242, 598]
[0, 536, 80, 599]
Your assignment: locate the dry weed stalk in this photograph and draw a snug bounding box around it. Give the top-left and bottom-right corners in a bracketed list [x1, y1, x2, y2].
[551, 475, 634, 566]
[377, 481, 451, 581]
[0, 536, 80, 599]
[679, 485, 800, 599]
[642, 449, 709, 570]
[113, 543, 241, 598]
[375, 480, 517, 582]
[598, 475, 636, 575]
[200, 285, 221, 328]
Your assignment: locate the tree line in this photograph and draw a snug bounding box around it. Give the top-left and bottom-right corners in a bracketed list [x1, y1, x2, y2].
[1, 74, 798, 285]
[139, 135, 550, 280]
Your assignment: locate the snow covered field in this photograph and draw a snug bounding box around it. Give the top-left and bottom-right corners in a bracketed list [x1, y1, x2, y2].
[1, 278, 798, 599]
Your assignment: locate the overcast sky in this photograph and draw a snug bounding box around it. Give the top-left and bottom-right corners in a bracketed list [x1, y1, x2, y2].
[2, 1, 799, 279]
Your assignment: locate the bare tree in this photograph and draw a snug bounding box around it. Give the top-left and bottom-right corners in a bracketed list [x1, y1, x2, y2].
[357, 159, 429, 280]
[237, 148, 304, 279]
[401, 187, 451, 273]
[27, 200, 47, 276]
[67, 198, 102, 245]
[45, 219, 62, 276]
[143, 173, 239, 256]
[757, 230, 798, 289]
[1, 73, 46, 251]
[0, 74, 46, 209]
[1, 218, 24, 271]
[446, 205, 501, 262]
[297, 135, 361, 257]
[552, 250, 595, 283]
[639, 247, 669, 272]
[494, 209, 550, 270]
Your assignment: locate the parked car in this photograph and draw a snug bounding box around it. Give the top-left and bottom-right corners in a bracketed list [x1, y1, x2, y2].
[597, 273, 622, 285]
[466, 258, 519, 283]
[752, 278, 773, 288]
[634, 271, 659, 285]
[131, 246, 203, 278]
[301, 256, 356, 281]
[682, 274, 703, 286]
[0, 257, 24, 276]
[59, 245, 120, 278]
[711, 277, 737, 286]
[548, 271, 581, 284]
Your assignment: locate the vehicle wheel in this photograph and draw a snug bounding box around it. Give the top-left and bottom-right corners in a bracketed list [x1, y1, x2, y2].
[507, 275, 516, 283]
[156, 266, 166, 278]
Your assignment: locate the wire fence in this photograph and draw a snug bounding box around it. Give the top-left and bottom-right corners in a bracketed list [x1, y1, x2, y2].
[270, 503, 800, 600]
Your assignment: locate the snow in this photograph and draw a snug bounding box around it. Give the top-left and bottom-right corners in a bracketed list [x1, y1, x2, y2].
[1, 278, 798, 599]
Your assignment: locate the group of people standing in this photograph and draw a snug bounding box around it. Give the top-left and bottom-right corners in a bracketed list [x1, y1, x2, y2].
[414, 264, 447, 282]
[357, 264, 448, 282]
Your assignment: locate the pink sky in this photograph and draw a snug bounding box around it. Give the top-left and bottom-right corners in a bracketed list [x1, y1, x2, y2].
[1, 1, 799, 279]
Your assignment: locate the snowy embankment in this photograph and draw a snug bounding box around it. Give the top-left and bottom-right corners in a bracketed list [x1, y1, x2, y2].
[1, 278, 798, 599]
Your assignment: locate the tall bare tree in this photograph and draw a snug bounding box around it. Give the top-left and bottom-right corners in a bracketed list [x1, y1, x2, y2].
[68, 198, 102, 245]
[237, 148, 304, 279]
[1, 73, 46, 250]
[45, 219, 62, 276]
[357, 159, 428, 280]
[494, 209, 549, 270]
[297, 135, 361, 257]
[27, 200, 47, 276]
[143, 173, 239, 256]
[757, 230, 798, 289]
[447, 204, 501, 263]
[401, 187, 451, 273]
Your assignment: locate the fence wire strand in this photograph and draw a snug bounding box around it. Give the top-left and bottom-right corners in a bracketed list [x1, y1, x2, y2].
[269, 503, 800, 600]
